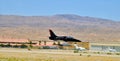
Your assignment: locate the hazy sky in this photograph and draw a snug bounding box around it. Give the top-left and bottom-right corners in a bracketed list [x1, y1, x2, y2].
[0, 0, 120, 21]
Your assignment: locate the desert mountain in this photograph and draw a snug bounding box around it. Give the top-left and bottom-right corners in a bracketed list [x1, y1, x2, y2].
[0, 14, 120, 43]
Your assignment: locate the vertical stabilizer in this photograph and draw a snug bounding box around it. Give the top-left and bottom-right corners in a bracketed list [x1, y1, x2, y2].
[49, 29, 57, 37]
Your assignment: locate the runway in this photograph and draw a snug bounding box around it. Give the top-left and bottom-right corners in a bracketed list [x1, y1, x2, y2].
[0, 48, 119, 57]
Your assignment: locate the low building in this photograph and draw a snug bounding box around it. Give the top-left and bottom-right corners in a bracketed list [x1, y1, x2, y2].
[0, 38, 29, 46]
[90, 43, 120, 52]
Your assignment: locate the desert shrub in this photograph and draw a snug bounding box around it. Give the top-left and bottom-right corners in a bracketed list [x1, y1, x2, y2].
[97, 52, 100, 54]
[116, 53, 120, 55]
[42, 46, 50, 49]
[5, 43, 12, 47]
[83, 52, 87, 53]
[74, 50, 79, 53]
[59, 46, 63, 49]
[38, 46, 42, 49]
[13, 45, 19, 48]
[107, 52, 112, 55]
[53, 42, 56, 45]
[27, 47, 31, 51]
[20, 44, 27, 48]
[32, 46, 40, 49]
[0, 43, 12, 47]
[79, 54, 82, 56]
[87, 55, 91, 57]
[0, 44, 5, 47]
[29, 41, 33, 48]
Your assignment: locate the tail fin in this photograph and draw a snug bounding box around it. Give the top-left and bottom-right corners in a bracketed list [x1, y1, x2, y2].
[49, 29, 57, 37]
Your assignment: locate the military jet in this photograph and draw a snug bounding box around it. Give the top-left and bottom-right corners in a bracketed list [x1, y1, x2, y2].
[49, 29, 81, 42]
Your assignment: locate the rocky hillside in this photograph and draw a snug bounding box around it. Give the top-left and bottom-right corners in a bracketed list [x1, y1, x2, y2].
[0, 14, 120, 43]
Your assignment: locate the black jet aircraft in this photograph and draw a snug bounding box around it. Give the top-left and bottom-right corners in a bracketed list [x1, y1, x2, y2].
[49, 29, 81, 42]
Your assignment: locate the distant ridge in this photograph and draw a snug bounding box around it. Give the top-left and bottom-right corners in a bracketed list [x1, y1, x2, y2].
[0, 14, 120, 43]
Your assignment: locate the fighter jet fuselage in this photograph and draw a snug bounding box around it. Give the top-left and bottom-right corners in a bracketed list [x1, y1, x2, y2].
[49, 29, 81, 42]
